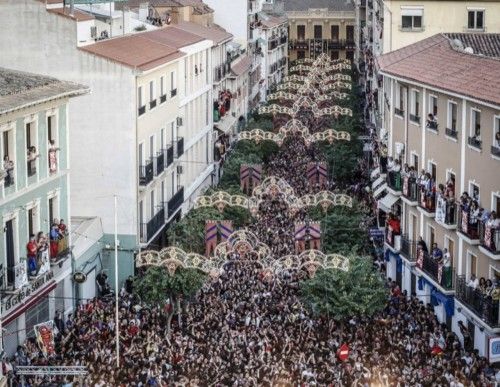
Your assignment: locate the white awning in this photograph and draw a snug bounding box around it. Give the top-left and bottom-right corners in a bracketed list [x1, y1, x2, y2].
[378, 192, 399, 213]
[373, 182, 387, 198]
[372, 175, 385, 190]
[370, 167, 380, 180]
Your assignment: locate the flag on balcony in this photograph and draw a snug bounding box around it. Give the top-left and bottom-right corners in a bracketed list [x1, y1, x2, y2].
[205, 220, 218, 257]
[485, 225, 493, 249]
[461, 210, 469, 234]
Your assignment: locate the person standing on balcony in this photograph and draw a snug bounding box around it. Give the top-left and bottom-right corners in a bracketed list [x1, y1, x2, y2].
[3, 155, 14, 185]
[442, 248, 452, 289]
[436, 184, 446, 223]
[431, 243, 443, 261]
[417, 236, 428, 253]
[26, 234, 38, 276]
[48, 139, 60, 174]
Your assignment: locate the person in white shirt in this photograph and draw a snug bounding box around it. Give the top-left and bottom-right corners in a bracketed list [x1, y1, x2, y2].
[467, 274, 479, 289]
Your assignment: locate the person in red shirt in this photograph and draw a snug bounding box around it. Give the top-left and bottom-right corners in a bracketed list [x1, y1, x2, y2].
[26, 234, 38, 275]
[388, 214, 401, 235]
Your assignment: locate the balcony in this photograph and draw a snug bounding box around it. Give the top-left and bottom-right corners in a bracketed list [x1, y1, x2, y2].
[170, 89, 177, 98]
[435, 197, 457, 229]
[27, 159, 37, 177]
[386, 171, 402, 194]
[160, 94, 167, 104]
[479, 220, 500, 258]
[288, 39, 308, 50]
[402, 176, 418, 205]
[138, 105, 146, 116]
[394, 107, 404, 116]
[457, 207, 480, 244]
[468, 136, 482, 150]
[491, 145, 500, 158]
[426, 120, 438, 132]
[176, 137, 184, 158]
[417, 250, 455, 291]
[445, 128, 458, 139]
[417, 186, 436, 216]
[140, 206, 165, 243]
[165, 145, 174, 169]
[409, 114, 420, 124]
[149, 99, 157, 110]
[155, 151, 165, 175]
[456, 275, 499, 328]
[400, 235, 417, 262]
[139, 160, 154, 186]
[385, 219, 401, 252]
[168, 186, 184, 218]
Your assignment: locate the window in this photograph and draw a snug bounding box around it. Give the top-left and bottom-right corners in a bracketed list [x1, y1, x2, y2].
[150, 190, 155, 218]
[412, 153, 419, 170]
[467, 251, 477, 277]
[468, 10, 484, 30]
[314, 25, 322, 39]
[470, 108, 481, 140]
[149, 135, 154, 160]
[149, 81, 156, 109]
[493, 116, 500, 149]
[138, 86, 145, 116]
[297, 25, 305, 40]
[170, 71, 177, 97]
[331, 25, 339, 41]
[160, 76, 165, 96]
[445, 236, 454, 266]
[428, 161, 436, 181]
[401, 7, 423, 30]
[346, 25, 354, 42]
[47, 115, 56, 142]
[410, 89, 420, 122]
[469, 181, 480, 203]
[395, 84, 404, 116]
[161, 181, 165, 204]
[447, 101, 457, 131]
[427, 225, 435, 248]
[429, 95, 438, 116]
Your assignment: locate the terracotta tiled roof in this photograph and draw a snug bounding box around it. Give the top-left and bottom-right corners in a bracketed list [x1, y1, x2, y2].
[79, 33, 184, 71]
[260, 13, 287, 29]
[47, 6, 95, 22]
[231, 56, 252, 77]
[377, 34, 500, 107]
[444, 33, 500, 58]
[0, 68, 89, 115]
[145, 26, 205, 48]
[175, 21, 232, 45]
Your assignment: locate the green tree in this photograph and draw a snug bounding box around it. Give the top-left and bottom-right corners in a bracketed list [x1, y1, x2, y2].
[299, 258, 387, 320]
[134, 267, 206, 333]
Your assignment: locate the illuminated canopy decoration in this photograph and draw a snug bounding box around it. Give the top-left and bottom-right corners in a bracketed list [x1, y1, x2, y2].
[258, 103, 352, 118]
[267, 91, 349, 102]
[137, 232, 351, 277]
[194, 176, 353, 213]
[283, 73, 352, 84]
[238, 118, 351, 146]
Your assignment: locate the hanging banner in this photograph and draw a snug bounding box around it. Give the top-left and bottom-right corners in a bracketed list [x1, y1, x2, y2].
[14, 262, 28, 289]
[219, 220, 234, 242]
[38, 250, 51, 276]
[489, 337, 500, 363]
[309, 222, 321, 250]
[307, 163, 328, 187]
[317, 163, 328, 187]
[205, 220, 218, 257]
[34, 320, 56, 357]
[241, 164, 262, 194]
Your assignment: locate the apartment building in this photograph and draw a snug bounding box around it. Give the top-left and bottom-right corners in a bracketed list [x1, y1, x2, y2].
[376, 34, 500, 357]
[0, 68, 88, 354]
[261, 13, 288, 94]
[358, 0, 500, 128]
[285, 0, 356, 62]
[0, 0, 215, 288]
[203, 0, 285, 108]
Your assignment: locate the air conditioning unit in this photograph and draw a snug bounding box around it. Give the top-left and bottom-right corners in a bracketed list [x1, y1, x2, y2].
[176, 165, 184, 174]
[176, 117, 183, 126]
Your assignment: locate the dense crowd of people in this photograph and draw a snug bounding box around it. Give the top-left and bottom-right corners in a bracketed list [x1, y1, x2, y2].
[5, 61, 499, 387]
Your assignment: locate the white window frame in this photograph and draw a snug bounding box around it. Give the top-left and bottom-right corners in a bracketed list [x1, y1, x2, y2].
[428, 94, 438, 117]
[46, 108, 59, 145]
[160, 76, 165, 98]
[468, 180, 480, 204]
[426, 224, 435, 247]
[491, 192, 500, 214]
[493, 115, 500, 149]
[467, 8, 485, 31]
[149, 80, 155, 103]
[470, 108, 481, 137]
[170, 71, 176, 93]
[138, 86, 145, 108]
[466, 250, 477, 279]
[138, 141, 145, 166]
[427, 160, 437, 181]
[400, 7, 424, 31]
[395, 83, 404, 117]
[447, 100, 457, 131]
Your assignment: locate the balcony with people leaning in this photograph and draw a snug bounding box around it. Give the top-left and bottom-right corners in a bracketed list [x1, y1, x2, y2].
[386, 157, 402, 194]
[385, 212, 401, 252]
[401, 163, 418, 204]
[417, 171, 436, 215]
[456, 274, 500, 329]
[457, 192, 483, 244]
[416, 237, 454, 291]
[435, 179, 457, 229]
[478, 211, 500, 258]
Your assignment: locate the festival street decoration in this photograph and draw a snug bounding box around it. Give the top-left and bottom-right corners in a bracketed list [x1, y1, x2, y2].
[238, 119, 351, 146]
[137, 230, 350, 277]
[34, 321, 56, 357]
[267, 90, 349, 103]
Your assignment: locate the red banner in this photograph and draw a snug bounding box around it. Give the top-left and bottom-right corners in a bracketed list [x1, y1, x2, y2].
[34, 320, 56, 357]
